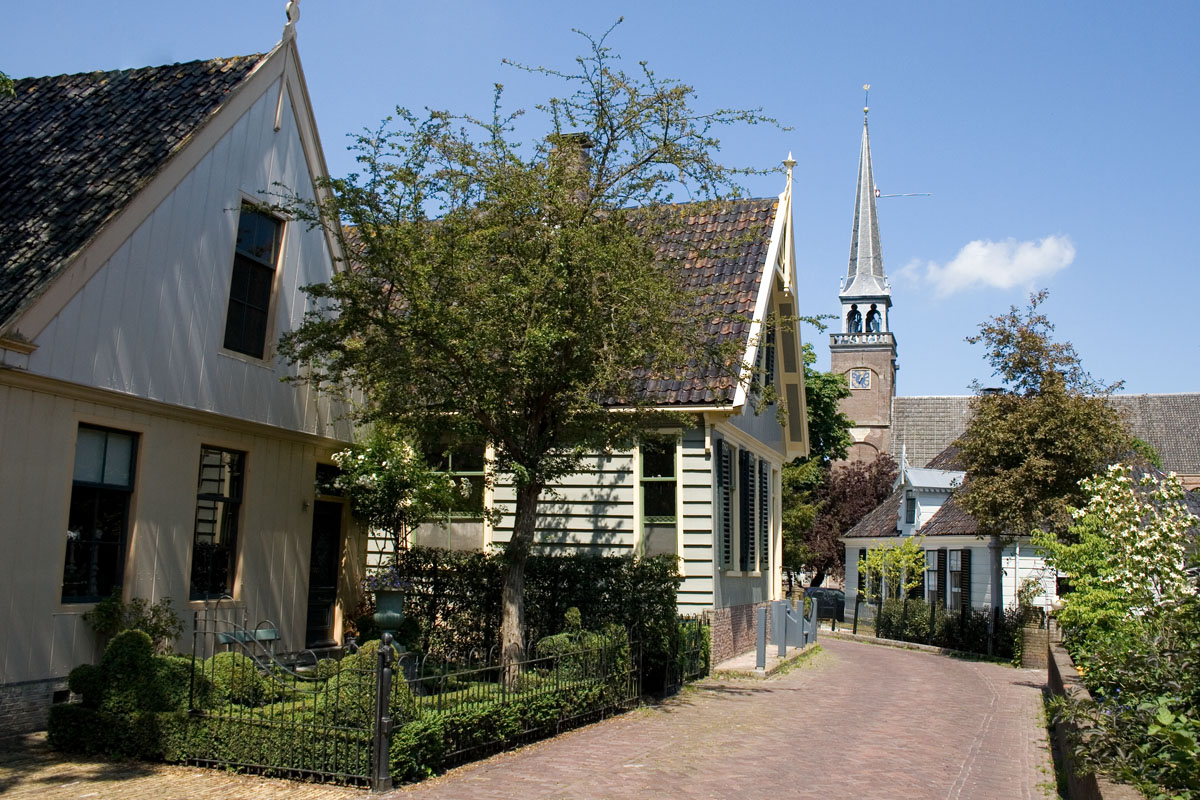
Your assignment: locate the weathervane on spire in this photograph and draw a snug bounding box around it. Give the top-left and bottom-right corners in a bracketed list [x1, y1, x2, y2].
[863, 83, 870, 118]
[283, 0, 300, 40]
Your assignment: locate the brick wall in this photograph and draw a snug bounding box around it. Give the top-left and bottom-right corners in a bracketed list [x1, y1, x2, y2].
[708, 601, 771, 664]
[1021, 625, 1048, 669]
[0, 678, 68, 736]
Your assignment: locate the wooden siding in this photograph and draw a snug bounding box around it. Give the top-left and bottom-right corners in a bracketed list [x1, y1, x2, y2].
[24, 81, 350, 441]
[0, 378, 362, 685]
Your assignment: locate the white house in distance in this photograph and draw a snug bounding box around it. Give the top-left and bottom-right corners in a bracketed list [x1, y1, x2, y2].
[412, 165, 812, 663]
[0, 14, 362, 733]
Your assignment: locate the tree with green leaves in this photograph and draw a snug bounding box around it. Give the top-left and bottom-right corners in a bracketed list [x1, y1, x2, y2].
[957, 290, 1130, 539]
[279, 23, 779, 665]
[1, 70, 14, 99]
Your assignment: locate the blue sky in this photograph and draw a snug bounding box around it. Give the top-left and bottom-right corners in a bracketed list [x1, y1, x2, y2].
[4, 1, 1197, 396]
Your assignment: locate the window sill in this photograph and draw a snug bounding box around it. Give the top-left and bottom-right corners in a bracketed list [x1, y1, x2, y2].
[217, 347, 276, 370]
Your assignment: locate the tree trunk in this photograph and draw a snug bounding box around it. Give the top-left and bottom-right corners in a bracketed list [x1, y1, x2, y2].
[810, 568, 826, 588]
[500, 481, 543, 678]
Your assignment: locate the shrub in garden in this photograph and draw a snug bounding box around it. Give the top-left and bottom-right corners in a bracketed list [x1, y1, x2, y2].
[205, 651, 280, 707]
[49, 630, 207, 757]
[321, 639, 417, 727]
[874, 598, 1022, 660]
[82, 590, 184, 653]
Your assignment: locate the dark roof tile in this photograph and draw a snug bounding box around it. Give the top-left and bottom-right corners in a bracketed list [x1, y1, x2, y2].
[0, 55, 263, 329]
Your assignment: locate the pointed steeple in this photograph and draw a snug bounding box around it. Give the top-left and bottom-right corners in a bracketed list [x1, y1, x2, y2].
[841, 108, 890, 299]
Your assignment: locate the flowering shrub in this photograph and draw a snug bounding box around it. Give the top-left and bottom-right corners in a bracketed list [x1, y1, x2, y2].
[1035, 463, 1196, 638]
[1040, 464, 1199, 799]
[331, 426, 466, 553]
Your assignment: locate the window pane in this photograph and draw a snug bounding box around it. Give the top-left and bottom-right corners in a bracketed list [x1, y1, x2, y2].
[101, 432, 134, 487]
[63, 486, 128, 602]
[949, 550, 961, 571]
[72, 428, 106, 483]
[644, 523, 677, 557]
[452, 443, 485, 473]
[643, 481, 676, 519]
[641, 440, 674, 478]
[192, 447, 245, 599]
[235, 208, 280, 265]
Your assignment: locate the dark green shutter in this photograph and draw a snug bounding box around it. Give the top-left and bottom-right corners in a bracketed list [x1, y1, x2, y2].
[936, 548, 947, 608]
[716, 440, 732, 568]
[857, 548, 867, 592]
[739, 450, 754, 571]
[758, 459, 769, 572]
[959, 549, 972, 616]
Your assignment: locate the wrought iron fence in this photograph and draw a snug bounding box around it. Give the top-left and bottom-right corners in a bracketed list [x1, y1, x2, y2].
[186, 610, 378, 787]
[182, 611, 643, 789]
[662, 615, 710, 694]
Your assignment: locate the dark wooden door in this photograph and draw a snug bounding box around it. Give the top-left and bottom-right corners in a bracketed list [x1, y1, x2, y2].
[305, 500, 342, 648]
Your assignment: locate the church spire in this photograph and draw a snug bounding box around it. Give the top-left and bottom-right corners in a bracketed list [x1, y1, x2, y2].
[841, 100, 889, 299]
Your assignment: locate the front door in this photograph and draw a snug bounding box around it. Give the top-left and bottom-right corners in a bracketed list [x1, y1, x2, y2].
[305, 500, 342, 648]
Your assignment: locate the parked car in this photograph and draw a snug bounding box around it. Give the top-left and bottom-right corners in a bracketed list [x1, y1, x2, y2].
[804, 587, 846, 622]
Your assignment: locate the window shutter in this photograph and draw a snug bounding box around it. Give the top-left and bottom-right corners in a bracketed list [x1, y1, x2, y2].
[716, 440, 732, 569]
[936, 548, 947, 608]
[765, 326, 776, 388]
[857, 548, 867, 592]
[959, 549, 972, 616]
[758, 459, 769, 573]
[739, 450, 754, 571]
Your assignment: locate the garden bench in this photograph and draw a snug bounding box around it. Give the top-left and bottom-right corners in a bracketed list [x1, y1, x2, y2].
[216, 627, 280, 655]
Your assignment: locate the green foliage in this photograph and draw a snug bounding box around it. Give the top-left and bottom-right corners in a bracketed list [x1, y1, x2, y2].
[377, 548, 680, 672]
[796, 340, 853, 464]
[332, 425, 464, 552]
[325, 640, 417, 727]
[1052, 597, 1200, 799]
[205, 651, 280, 707]
[860, 537, 928, 604]
[875, 598, 1024, 659]
[0, 70, 13, 99]
[82, 590, 184, 653]
[1035, 464, 1197, 639]
[959, 290, 1129, 538]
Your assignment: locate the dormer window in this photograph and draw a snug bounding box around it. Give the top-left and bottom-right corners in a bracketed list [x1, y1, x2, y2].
[223, 205, 282, 359]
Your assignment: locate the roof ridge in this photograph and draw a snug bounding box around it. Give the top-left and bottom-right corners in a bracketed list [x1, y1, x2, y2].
[10, 53, 267, 83]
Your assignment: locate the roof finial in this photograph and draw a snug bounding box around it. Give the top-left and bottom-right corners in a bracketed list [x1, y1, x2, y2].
[863, 83, 870, 119]
[783, 151, 796, 182]
[283, 0, 300, 40]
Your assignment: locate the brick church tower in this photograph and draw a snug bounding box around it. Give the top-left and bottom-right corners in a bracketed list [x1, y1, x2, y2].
[830, 102, 897, 463]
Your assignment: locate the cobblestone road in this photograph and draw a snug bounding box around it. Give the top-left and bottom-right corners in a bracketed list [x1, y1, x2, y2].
[0, 638, 1055, 799]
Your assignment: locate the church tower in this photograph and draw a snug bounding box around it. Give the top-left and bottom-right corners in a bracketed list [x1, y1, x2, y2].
[830, 101, 897, 463]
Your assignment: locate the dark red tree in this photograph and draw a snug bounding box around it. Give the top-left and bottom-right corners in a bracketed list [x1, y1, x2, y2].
[806, 454, 898, 587]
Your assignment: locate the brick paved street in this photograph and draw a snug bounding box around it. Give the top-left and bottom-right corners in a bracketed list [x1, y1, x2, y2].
[0, 638, 1055, 799]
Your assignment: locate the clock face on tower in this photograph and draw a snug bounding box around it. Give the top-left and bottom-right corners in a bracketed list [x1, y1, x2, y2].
[849, 368, 871, 390]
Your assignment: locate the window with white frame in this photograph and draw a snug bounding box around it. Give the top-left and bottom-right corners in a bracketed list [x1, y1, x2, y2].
[62, 425, 137, 603]
[925, 549, 938, 604]
[948, 549, 962, 611]
[905, 492, 916, 525]
[640, 437, 677, 557]
[426, 441, 486, 518]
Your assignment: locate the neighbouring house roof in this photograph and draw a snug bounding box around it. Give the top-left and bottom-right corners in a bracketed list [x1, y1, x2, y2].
[919, 495, 979, 537]
[635, 197, 778, 406]
[843, 487, 903, 538]
[0, 55, 263, 330]
[892, 393, 1200, 476]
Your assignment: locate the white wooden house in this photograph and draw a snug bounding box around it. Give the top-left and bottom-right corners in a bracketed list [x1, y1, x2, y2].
[0, 17, 362, 732]
[411, 168, 811, 662]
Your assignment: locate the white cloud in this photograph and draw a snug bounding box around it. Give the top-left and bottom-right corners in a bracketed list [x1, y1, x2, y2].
[917, 235, 1075, 297]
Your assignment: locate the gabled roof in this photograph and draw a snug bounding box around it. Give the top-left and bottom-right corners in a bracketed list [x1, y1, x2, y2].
[905, 467, 964, 491]
[636, 197, 778, 406]
[0, 55, 263, 330]
[892, 393, 1200, 476]
[843, 487, 903, 538]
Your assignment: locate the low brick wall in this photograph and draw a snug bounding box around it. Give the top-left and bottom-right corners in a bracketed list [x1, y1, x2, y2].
[0, 678, 68, 736]
[1021, 625, 1049, 669]
[708, 602, 771, 665]
[1046, 628, 1142, 800]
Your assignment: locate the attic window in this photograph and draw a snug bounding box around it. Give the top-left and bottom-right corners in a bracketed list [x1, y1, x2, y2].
[223, 206, 282, 359]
